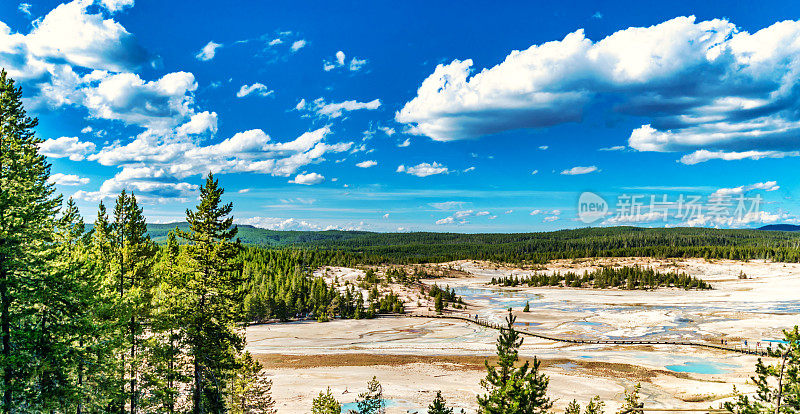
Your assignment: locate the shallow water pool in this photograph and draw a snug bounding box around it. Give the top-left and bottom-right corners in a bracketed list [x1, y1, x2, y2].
[665, 361, 736, 374]
[340, 399, 398, 411]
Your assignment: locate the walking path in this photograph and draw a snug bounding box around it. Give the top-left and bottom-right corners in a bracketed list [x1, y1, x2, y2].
[397, 312, 774, 357]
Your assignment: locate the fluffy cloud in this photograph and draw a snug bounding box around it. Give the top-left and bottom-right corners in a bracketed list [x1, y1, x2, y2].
[290, 40, 306, 52]
[80, 71, 198, 128]
[396, 162, 449, 177]
[195, 41, 222, 61]
[711, 181, 779, 197]
[683, 210, 797, 228]
[435, 209, 493, 225]
[0, 0, 146, 81]
[236, 216, 367, 231]
[236, 82, 273, 98]
[356, 160, 377, 168]
[323, 50, 367, 71]
[0, 1, 203, 132]
[82, 126, 351, 201]
[176, 111, 218, 135]
[99, 0, 134, 12]
[18, 3, 32, 16]
[560, 165, 598, 175]
[38, 136, 96, 160]
[680, 150, 800, 165]
[289, 172, 325, 185]
[430, 201, 465, 210]
[397, 16, 800, 160]
[48, 173, 89, 186]
[435, 216, 455, 225]
[237, 216, 323, 231]
[301, 97, 381, 119]
[349, 58, 367, 71]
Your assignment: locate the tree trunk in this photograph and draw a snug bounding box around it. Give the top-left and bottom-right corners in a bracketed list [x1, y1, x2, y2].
[1, 265, 12, 414]
[118, 207, 126, 414]
[130, 319, 136, 414]
[193, 353, 201, 414]
[77, 338, 83, 414]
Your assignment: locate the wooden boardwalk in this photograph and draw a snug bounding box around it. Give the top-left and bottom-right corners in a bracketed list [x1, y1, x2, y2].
[398, 312, 773, 357]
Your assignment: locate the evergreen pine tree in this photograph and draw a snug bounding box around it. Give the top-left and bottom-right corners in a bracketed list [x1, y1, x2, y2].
[564, 400, 581, 414]
[143, 229, 190, 413]
[428, 390, 454, 414]
[584, 396, 605, 414]
[178, 173, 245, 413]
[109, 191, 158, 414]
[36, 198, 96, 412]
[616, 384, 643, 414]
[477, 310, 552, 414]
[0, 69, 61, 411]
[724, 326, 799, 414]
[227, 352, 275, 414]
[311, 387, 342, 414]
[354, 376, 385, 414]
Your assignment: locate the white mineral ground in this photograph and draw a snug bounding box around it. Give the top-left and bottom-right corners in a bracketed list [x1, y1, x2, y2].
[246, 258, 800, 413]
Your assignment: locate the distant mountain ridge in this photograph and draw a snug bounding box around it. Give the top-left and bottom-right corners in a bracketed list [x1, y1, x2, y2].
[134, 224, 800, 262]
[757, 224, 800, 232]
[144, 222, 371, 245]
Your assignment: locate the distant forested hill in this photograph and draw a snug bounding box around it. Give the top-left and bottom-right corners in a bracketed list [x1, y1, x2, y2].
[144, 224, 800, 263]
[758, 224, 800, 232]
[145, 222, 370, 246]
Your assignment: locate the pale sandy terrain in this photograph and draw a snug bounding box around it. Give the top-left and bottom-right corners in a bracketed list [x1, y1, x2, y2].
[246, 258, 798, 413]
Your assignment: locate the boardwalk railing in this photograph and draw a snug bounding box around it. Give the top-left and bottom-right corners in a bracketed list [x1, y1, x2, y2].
[395, 311, 773, 357]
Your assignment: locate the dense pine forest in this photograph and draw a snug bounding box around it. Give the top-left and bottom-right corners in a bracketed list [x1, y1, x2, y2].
[241, 249, 404, 322]
[300, 228, 800, 263]
[147, 224, 800, 264]
[489, 266, 712, 290]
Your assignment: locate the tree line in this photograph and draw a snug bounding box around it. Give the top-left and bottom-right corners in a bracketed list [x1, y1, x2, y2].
[242, 252, 404, 322]
[0, 70, 273, 413]
[291, 227, 800, 264]
[489, 266, 712, 290]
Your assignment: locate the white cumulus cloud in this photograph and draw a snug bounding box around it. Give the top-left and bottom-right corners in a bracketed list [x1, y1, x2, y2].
[396, 162, 449, 177]
[560, 165, 598, 175]
[711, 181, 780, 197]
[301, 97, 381, 119]
[356, 160, 377, 168]
[236, 83, 273, 98]
[290, 40, 306, 52]
[396, 16, 800, 162]
[195, 41, 222, 61]
[680, 150, 800, 165]
[48, 173, 89, 186]
[39, 136, 96, 161]
[289, 172, 325, 185]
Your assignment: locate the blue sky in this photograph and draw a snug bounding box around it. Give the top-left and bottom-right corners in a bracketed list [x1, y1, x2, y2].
[2, 0, 800, 232]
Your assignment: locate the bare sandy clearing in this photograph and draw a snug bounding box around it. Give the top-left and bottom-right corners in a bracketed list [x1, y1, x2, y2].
[247, 258, 797, 412]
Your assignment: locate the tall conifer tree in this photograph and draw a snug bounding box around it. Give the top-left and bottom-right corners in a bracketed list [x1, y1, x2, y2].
[178, 173, 245, 413]
[0, 69, 61, 412]
[109, 191, 157, 414]
[477, 310, 552, 414]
